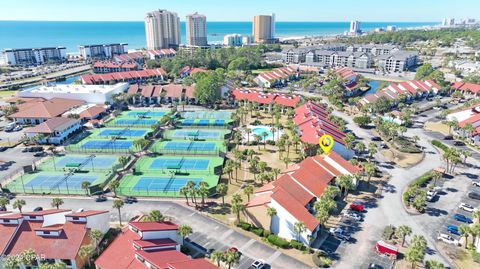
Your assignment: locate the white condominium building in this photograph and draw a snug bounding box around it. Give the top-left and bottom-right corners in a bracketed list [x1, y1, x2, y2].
[79, 43, 128, 59]
[145, 9, 181, 50]
[186, 12, 207, 47]
[223, 34, 243, 47]
[2, 47, 66, 66]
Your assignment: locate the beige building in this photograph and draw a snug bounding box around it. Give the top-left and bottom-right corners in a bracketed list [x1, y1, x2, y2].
[145, 9, 181, 50]
[186, 12, 207, 47]
[253, 14, 275, 44]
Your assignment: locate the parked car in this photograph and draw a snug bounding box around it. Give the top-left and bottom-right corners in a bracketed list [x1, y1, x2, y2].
[444, 135, 453, 140]
[344, 211, 362, 221]
[459, 203, 477, 212]
[33, 207, 43, 212]
[454, 141, 465, 146]
[437, 233, 460, 246]
[329, 227, 351, 241]
[468, 191, 480, 200]
[454, 214, 473, 223]
[369, 264, 384, 269]
[124, 196, 137, 204]
[472, 181, 480, 187]
[204, 248, 215, 258]
[33, 152, 46, 157]
[95, 195, 107, 202]
[371, 136, 382, 141]
[250, 259, 266, 269]
[13, 125, 23, 132]
[426, 190, 437, 202]
[447, 225, 460, 235]
[350, 203, 364, 212]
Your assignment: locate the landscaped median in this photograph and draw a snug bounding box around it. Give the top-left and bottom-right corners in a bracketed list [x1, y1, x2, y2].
[402, 170, 442, 214]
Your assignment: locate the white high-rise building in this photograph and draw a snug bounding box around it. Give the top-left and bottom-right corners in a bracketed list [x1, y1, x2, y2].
[186, 12, 207, 47]
[79, 43, 128, 59]
[271, 13, 276, 39]
[145, 9, 181, 50]
[350, 20, 361, 34]
[223, 34, 243, 47]
[2, 47, 67, 66]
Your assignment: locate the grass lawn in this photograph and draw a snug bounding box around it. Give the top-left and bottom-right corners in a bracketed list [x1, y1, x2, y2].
[0, 90, 19, 99]
[251, 68, 274, 74]
[424, 121, 450, 136]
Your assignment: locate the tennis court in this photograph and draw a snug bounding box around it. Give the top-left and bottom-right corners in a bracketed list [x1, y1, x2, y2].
[97, 129, 148, 138]
[183, 111, 232, 120]
[164, 141, 215, 151]
[40, 155, 119, 171]
[178, 119, 230, 127]
[111, 118, 159, 126]
[25, 174, 98, 190]
[132, 176, 204, 192]
[81, 140, 133, 150]
[125, 111, 166, 117]
[172, 129, 221, 139]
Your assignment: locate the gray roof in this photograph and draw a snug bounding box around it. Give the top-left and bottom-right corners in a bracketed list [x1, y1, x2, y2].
[377, 50, 418, 60]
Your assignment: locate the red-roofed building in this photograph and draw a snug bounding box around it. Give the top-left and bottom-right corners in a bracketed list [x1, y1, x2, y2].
[254, 67, 299, 88]
[245, 152, 361, 245]
[127, 84, 196, 105]
[95, 221, 218, 269]
[231, 89, 302, 109]
[293, 101, 353, 160]
[9, 98, 85, 125]
[147, 49, 177, 60]
[179, 66, 208, 78]
[24, 117, 81, 145]
[81, 69, 166, 85]
[452, 82, 480, 96]
[447, 105, 480, 145]
[93, 61, 140, 74]
[0, 209, 109, 268]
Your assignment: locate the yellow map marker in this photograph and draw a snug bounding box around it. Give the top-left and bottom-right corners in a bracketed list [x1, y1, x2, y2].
[319, 134, 334, 155]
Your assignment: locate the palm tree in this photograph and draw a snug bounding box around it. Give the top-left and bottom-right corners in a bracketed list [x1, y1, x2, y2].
[405, 246, 423, 269]
[431, 171, 442, 187]
[177, 224, 193, 244]
[316, 208, 330, 233]
[78, 244, 95, 268]
[355, 142, 366, 155]
[459, 224, 471, 249]
[243, 185, 254, 202]
[336, 175, 354, 198]
[293, 221, 306, 242]
[81, 181, 91, 196]
[108, 180, 120, 197]
[261, 131, 268, 150]
[224, 249, 241, 269]
[283, 157, 291, 168]
[272, 168, 281, 180]
[246, 128, 252, 144]
[118, 155, 129, 168]
[266, 207, 277, 232]
[89, 229, 103, 255]
[112, 199, 124, 226]
[473, 210, 480, 223]
[38, 262, 67, 269]
[363, 162, 376, 184]
[368, 142, 377, 161]
[231, 194, 244, 223]
[198, 181, 210, 205]
[179, 186, 189, 206]
[186, 180, 197, 205]
[13, 199, 26, 213]
[396, 225, 412, 247]
[425, 260, 445, 269]
[144, 210, 164, 222]
[0, 197, 10, 210]
[19, 249, 37, 267]
[211, 250, 224, 267]
[216, 183, 228, 205]
[51, 197, 64, 209]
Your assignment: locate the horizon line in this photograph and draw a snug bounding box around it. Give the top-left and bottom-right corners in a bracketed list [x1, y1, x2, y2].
[0, 19, 440, 23]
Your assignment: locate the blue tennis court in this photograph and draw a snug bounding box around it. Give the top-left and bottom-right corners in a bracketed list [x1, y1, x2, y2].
[132, 176, 203, 191]
[163, 141, 216, 151]
[81, 140, 133, 149]
[25, 174, 97, 189]
[182, 119, 194, 126]
[98, 129, 147, 137]
[214, 120, 225, 126]
[172, 130, 221, 139]
[127, 111, 166, 117]
[114, 119, 158, 125]
[197, 119, 210, 126]
[183, 111, 232, 119]
[54, 156, 117, 170]
[150, 158, 210, 170]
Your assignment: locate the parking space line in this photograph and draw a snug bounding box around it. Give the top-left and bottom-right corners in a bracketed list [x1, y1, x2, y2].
[265, 250, 282, 264]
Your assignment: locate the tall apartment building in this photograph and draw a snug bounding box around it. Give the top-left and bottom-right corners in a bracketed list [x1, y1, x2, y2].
[145, 9, 181, 50]
[79, 43, 128, 59]
[2, 47, 66, 66]
[186, 12, 207, 47]
[253, 14, 275, 44]
[349, 20, 361, 34]
[223, 34, 243, 47]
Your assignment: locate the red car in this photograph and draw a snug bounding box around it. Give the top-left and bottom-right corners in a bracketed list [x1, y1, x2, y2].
[350, 203, 364, 212]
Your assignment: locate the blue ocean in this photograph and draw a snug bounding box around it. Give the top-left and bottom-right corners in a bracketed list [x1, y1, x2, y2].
[0, 21, 438, 53]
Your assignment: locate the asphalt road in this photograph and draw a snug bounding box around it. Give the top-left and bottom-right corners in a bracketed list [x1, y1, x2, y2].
[12, 197, 314, 269]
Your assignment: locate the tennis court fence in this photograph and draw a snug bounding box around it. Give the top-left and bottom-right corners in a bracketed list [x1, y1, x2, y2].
[66, 144, 137, 154]
[153, 148, 222, 156]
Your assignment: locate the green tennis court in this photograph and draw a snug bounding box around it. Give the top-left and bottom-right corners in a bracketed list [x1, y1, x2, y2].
[151, 140, 226, 155]
[182, 111, 232, 120]
[67, 138, 139, 153]
[135, 156, 224, 174]
[163, 128, 230, 140]
[178, 118, 233, 127]
[38, 154, 124, 172]
[117, 174, 219, 197]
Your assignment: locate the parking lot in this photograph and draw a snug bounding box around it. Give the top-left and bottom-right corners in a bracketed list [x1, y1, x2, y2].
[0, 146, 44, 186]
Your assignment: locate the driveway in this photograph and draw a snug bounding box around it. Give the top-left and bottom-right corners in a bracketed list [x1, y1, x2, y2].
[13, 197, 314, 269]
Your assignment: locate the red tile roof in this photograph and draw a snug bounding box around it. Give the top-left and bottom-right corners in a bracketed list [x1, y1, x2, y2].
[271, 188, 319, 232]
[10, 98, 85, 119]
[168, 258, 219, 269]
[274, 174, 314, 205]
[458, 114, 480, 128]
[452, 82, 480, 94]
[133, 238, 178, 249]
[5, 221, 88, 260]
[25, 117, 79, 134]
[0, 222, 20, 255]
[232, 89, 301, 108]
[81, 68, 166, 85]
[65, 210, 109, 218]
[22, 209, 71, 216]
[129, 221, 178, 232]
[79, 105, 107, 119]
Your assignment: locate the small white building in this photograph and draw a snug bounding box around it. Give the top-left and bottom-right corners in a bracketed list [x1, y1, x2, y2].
[79, 43, 128, 59]
[18, 83, 129, 104]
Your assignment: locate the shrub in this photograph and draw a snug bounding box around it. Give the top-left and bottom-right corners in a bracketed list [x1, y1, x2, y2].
[290, 240, 306, 251]
[236, 221, 251, 231]
[411, 172, 434, 187]
[267, 234, 290, 248]
[432, 140, 449, 152]
[312, 252, 332, 268]
[251, 227, 265, 237]
[353, 115, 371, 127]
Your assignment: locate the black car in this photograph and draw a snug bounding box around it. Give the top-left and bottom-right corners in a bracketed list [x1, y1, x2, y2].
[32, 147, 44, 152]
[0, 147, 7, 152]
[95, 195, 107, 202]
[124, 196, 137, 204]
[33, 207, 43, 212]
[33, 152, 46, 157]
[371, 136, 382, 141]
[21, 148, 29, 153]
[454, 141, 465, 146]
[444, 135, 453, 140]
[468, 191, 480, 200]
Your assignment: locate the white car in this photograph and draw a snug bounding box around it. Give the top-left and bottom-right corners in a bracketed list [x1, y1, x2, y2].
[329, 227, 351, 241]
[437, 233, 460, 246]
[472, 181, 480, 187]
[344, 211, 362, 221]
[426, 190, 437, 202]
[250, 259, 265, 269]
[459, 203, 477, 212]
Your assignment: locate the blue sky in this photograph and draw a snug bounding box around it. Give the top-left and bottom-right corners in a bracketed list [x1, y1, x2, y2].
[0, 0, 478, 22]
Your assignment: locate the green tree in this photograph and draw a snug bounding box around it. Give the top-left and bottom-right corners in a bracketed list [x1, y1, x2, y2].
[13, 199, 26, 213]
[223, 249, 241, 269]
[231, 194, 244, 223]
[336, 175, 354, 198]
[51, 197, 64, 209]
[211, 250, 224, 267]
[112, 199, 124, 226]
[243, 185, 254, 202]
[198, 181, 210, 205]
[38, 262, 67, 269]
[405, 246, 424, 269]
[89, 229, 104, 255]
[368, 142, 377, 161]
[179, 186, 190, 206]
[266, 207, 277, 232]
[363, 162, 376, 184]
[293, 221, 306, 242]
[396, 225, 412, 247]
[459, 224, 471, 248]
[3, 255, 20, 269]
[177, 224, 193, 244]
[425, 260, 445, 269]
[0, 197, 10, 210]
[81, 181, 91, 196]
[144, 210, 164, 222]
[193, 71, 225, 105]
[18, 249, 37, 267]
[108, 180, 120, 197]
[78, 244, 95, 267]
[216, 183, 228, 205]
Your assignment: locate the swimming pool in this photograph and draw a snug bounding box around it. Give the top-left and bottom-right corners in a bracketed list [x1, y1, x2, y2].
[245, 125, 282, 142]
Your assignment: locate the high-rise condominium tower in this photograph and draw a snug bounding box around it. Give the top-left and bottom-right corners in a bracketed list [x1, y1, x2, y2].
[186, 12, 207, 46]
[145, 9, 181, 50]
[253, 14, 275, 44]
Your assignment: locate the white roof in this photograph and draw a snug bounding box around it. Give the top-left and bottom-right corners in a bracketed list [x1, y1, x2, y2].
[23, 83, 128, 95]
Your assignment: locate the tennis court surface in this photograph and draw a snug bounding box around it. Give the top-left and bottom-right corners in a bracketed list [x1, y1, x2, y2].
[151, 158, 209, 170]
[164, 141, 216, 151]
[132, 176, 204, 192]
[182, 111, 232, 119]
[81, 140, 133, 149]
[43, 155, 119, 171]
[98, 129, 148, 137]
[25, 174, 98, 189]
[112, 118, 159, 126]
[126, 111, 166, 117]
[172, 129, 221, 139]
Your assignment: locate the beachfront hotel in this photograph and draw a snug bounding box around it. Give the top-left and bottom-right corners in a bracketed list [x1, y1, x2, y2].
[186, 12, 207, 47]
[145, 9, 181, 50]
[1, 47, 66, 66]
[252, 14, 276, 44]
[79, 43, 128, 60]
